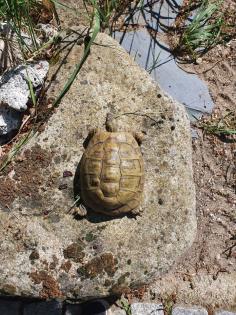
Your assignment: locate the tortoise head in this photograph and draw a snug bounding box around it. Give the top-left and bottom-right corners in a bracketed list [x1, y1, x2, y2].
[105, 113, 119, 132]
[105, 113, 144, 145]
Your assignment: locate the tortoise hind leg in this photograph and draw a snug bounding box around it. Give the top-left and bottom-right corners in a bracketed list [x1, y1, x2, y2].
[72, 204, 88, 217]
[71, 161, 88, 217]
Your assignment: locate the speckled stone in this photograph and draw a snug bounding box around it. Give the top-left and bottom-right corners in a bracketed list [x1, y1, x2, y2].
[0, 61, 49, 111]
[0, 31, 196, 299]
[131, 303, 164, 315]
[215, 311, 236, 315]
[112, 310, 126, 315]
[172, 306, 208, 315]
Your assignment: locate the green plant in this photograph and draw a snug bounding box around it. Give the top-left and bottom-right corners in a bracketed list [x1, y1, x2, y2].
[196, 111, 236, 136]
[0, 0, 63, 62]
[98, 0, 120, 29]
[147, 51, 161, 73]
[0, 0, 99, 173]
[84, 0, 137, 32]
[117, 296, 131, 315]
[0, 129, 35, 172]
[53, 0, 100, 107]
[0, 0, 40, 54]
[25, 66, 37, 106]
[162, 293, 176, 315]
[176, 0, 225, 59]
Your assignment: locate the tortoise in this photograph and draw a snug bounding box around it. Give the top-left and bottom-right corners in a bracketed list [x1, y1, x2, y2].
[77, 114, 144, 216]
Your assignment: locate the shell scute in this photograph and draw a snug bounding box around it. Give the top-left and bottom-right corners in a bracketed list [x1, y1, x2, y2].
[100, 182, 119, 197]
[120, 176, 141, 192]
[88, 142, 104, 158]
[120, 159, 143, 176]
[101, 165, 120, 182]
[103, 151, 120, 166]
[119, 143, 136, 158]
[117, 190, 136, 204]
[86, 174, 100, 189]
[84, 158, 102, 174]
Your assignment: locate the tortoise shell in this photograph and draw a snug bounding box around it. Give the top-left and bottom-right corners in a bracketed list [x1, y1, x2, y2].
[79, 130, 144, 216]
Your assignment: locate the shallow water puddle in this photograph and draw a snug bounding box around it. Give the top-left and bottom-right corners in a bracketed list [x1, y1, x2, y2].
[113, 0, 214, 121]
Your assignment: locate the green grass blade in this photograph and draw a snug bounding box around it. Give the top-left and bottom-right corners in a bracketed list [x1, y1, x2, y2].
[0, 129, 35, 172]
[51, 0, 74, 10]
[177, 0, 225, 58]
[25, 66, 37, 107]
[53, 1, 100, 107]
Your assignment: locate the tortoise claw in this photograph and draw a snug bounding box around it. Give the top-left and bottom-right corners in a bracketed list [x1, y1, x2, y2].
[73, 204, 87, 217]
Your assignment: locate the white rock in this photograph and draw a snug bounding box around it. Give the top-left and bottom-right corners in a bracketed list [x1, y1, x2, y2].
[0, 60, 48, 140]
[215, 311, 236, 315]
[0, 60, 49, 111]
[21, 61, 49, 88]
[131, 303, 164, 315]
[172, 306, 208, 315]
[113, 310, 126, 315]
[38, 23, 58, 39]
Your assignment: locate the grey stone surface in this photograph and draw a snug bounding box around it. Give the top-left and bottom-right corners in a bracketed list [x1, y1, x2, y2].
[38, 24, 58, 39]
[215, 311, 236, 315]
[110, 305, 127, 315]
[0, 299, 21, 315]
[0, 60, 49, 138]
[172, 306, 208, 315]
[23, 300, 62, 315]
[112, 309, 126, 315]
[0, 60, 49, 112]
[131, 303, 164, 315]
[0, 32, 196, 299]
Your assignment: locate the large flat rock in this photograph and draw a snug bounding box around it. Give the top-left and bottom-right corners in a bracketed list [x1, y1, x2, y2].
[0, 32, 196, 299]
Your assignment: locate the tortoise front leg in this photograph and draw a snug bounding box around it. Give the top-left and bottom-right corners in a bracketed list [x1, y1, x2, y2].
[133, 132, 144, 145]
[83, 128, 101, 148]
